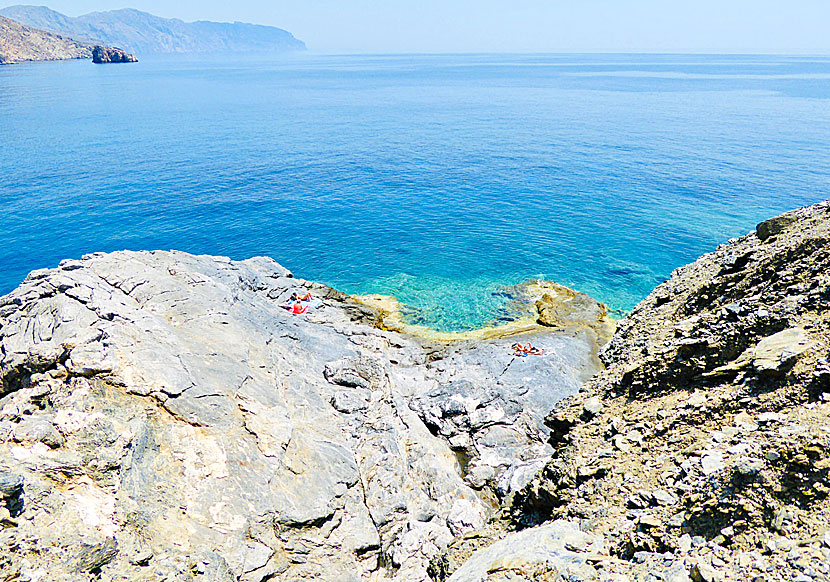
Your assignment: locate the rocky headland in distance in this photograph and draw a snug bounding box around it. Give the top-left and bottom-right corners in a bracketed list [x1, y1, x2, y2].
[0, 15, 137, 65]
[0, 15, 90, 64]
[0, 201, 828, 581]
[0, 5, 306, 56]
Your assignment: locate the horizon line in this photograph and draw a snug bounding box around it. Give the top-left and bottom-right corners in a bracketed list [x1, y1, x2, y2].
[3, 5, 829, 56]
[300, 49, 830, 57]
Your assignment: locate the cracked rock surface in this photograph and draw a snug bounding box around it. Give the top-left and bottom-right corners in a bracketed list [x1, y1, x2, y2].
[0, 250, 607, 581]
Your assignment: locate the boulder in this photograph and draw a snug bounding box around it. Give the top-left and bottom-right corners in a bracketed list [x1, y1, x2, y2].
[75, 538, 118, 573]
[446, 521, 601, 582]
[750, 327, 812, 374]
[756, 213, 797, 241]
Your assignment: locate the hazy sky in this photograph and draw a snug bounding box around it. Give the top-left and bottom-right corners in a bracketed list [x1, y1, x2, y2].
[26, 1, 830, 54]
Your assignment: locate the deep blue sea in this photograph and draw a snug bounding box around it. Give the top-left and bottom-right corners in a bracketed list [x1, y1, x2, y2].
[1, 53, 829, 330]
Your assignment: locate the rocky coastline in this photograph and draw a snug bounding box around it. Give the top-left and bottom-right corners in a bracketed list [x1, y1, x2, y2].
[0, 6, 306, 56]
[1, 201, 828, 581]
[0, 15, 137, 65]
[0, 15, 91, 64]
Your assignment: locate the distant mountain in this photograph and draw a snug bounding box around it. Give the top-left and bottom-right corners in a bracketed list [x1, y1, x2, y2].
[0, 14, 90, 64]
[0, 5, 306, 55]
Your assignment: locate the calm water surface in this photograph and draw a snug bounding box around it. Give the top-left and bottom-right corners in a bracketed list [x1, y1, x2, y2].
[1, 53, 829, 330]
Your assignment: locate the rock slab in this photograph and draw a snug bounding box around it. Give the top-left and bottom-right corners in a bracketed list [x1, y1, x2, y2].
[0, 250, 605, 581]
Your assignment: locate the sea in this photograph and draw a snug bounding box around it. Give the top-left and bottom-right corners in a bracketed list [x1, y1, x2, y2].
[1, 53, 829, 331]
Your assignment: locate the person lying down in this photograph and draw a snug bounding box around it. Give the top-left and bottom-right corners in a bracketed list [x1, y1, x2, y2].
[511, 342, 545, 357]
[283, 291, 322, 315]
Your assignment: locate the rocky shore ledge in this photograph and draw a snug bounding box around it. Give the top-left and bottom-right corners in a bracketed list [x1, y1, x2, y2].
[1, 201, 828, 582]
[0, 249, 609, 581]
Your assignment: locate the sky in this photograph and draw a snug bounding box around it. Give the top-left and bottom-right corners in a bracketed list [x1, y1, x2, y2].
[21, 0, 830, 54]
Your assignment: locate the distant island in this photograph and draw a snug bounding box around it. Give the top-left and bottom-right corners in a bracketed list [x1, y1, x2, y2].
[0, 5, 306, 56]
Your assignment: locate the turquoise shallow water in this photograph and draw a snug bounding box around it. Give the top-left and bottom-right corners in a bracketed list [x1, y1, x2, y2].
[1, 53, 829, 331]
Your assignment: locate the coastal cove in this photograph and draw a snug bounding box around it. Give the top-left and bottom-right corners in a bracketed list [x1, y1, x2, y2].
[0, 202, 828, 581]
[2, 53, 829, 331]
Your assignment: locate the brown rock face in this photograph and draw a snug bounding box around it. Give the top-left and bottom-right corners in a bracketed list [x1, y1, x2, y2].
[534, 283, 611, 334]
[91, 45, 137, 63]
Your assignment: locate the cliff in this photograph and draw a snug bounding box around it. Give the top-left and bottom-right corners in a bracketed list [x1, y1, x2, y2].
[0, 251, 608, 580]
[0, 14, 89, 64]
[0, 5, 306, 55]
[436, 200, 830, 581]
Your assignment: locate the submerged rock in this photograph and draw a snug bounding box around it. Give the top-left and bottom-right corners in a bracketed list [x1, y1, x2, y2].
[352, 279, 614, 345]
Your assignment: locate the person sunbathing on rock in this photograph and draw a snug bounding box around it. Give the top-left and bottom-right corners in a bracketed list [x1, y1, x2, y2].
[511, 342, 545, 356]
[283, 292, 321, 314]
[290, 301, 308, 315]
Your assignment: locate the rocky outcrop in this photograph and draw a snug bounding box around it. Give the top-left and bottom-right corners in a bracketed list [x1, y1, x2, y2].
[92, 45, 137, 63]
[435, 201, 830, 581]
[0, 250, 606, 581]
[0, 15, 90, 64]
[5, 202, 826, 582]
